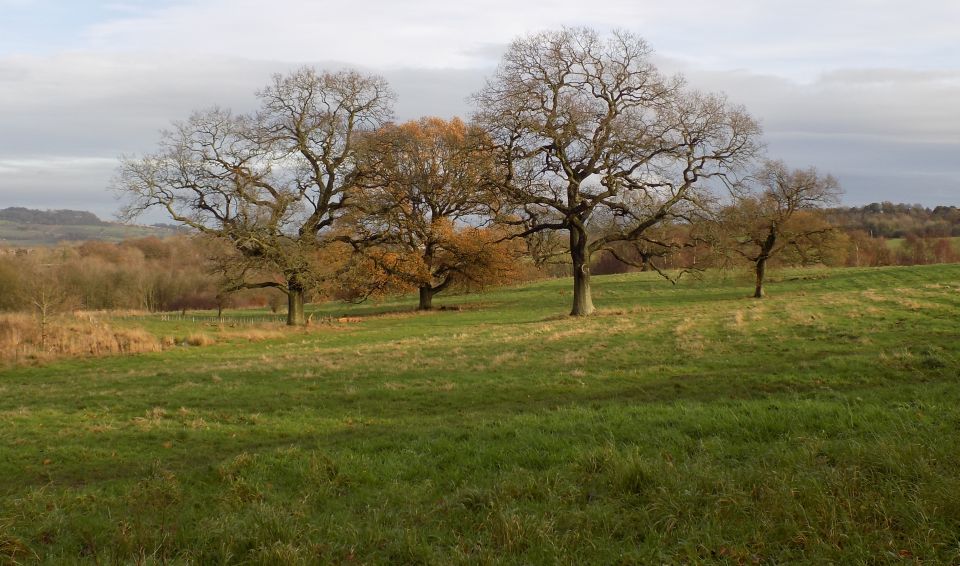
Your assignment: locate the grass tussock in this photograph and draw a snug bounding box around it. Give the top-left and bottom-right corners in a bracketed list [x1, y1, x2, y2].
[184, 333, 216, 347]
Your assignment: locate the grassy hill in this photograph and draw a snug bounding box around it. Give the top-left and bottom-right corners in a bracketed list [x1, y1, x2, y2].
[2, 265, 959, 563]
[0, 207, 181, 247]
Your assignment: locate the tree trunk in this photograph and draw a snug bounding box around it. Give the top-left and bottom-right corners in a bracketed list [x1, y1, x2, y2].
[38, 305, 48, 352]
[287, 279, 305, 326]
[754, 228, 777, 299]
[753, 257, 766, 298]
[418, 285, 434, 311]
[569, 227, 595, 316]
[640, 253, 650, 272]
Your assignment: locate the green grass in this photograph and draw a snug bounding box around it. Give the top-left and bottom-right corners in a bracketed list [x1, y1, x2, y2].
[2, 265, 960, 564]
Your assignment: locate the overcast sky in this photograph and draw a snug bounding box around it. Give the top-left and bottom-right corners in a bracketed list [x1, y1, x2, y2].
[1, 0, 958, 219]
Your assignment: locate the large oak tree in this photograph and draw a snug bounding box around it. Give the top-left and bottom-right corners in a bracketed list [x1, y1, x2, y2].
[346, 117, 516, 310]
[117, 68, 393, 325]
[474, 27, 760, 315]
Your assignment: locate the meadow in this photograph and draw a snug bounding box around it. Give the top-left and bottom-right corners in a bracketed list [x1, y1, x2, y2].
[1, 265, 959, 564]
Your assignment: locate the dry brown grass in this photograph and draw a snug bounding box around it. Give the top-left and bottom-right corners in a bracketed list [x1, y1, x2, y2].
[860, 288, 935, 311]
[788, 309, 823, 326]
[0, 310, 325, 366]
[0, 313, 163, 365]
[673, 317, 707, 354]
[184, 333, 216, 347]
[489, 351, 518, 367]
[730, 310, 746, 330]
[220, 328, 287, 342]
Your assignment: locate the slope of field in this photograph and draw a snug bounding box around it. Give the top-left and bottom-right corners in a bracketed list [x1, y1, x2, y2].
[2, 265, 959, 563]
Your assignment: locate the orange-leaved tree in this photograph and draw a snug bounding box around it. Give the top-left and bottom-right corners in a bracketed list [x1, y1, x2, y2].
[344, 117, 519, 309]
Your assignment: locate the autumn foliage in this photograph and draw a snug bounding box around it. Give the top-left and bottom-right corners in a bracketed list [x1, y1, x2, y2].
[342, 117, 520, 309]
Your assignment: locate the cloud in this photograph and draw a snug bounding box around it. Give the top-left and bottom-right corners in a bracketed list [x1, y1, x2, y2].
[1, 1, 958, 213]
[0, 157, 123, 218]
[663, 63, 960, 205]
[2, 52, 959, 214]
[0, 53, 497, 217]
[75, 0, 960, 79]
[670, 64, 960, 144]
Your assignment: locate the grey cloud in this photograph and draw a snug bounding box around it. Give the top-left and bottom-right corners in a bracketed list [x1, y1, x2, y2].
[2, 52, 959, 218]
[0, 158, 122, 218]
[660, 62, 960, 205]
[457, 42, 509, 65]
[381, 67, 487, 121]
[0, 55, 493, 217]
[765, 134, 960, 206]
[666, 64, 960, 143]
[0, 55, 291, 156]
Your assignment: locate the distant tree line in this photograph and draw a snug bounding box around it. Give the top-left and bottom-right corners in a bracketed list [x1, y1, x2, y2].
[594, 203, 960, 274]
[8, 193, 954, 318]
[827, 203, 960, 238]
[0, 207, 105, 226]
[0, 237, 288, 315]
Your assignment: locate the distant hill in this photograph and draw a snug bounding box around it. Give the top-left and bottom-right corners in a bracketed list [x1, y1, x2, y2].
[0, 207, 184, 247]
[0, 207, 105, 226]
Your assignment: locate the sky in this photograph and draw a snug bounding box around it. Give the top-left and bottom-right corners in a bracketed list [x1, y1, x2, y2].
[0, 0, 958, 220]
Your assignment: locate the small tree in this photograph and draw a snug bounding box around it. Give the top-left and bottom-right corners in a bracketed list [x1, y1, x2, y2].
[723, 160, 842, 298]
[19, 262, 70, 351]
[117, 68, 394, 325]
[346, 117, 515, 310]
[474, 27, 760, 316]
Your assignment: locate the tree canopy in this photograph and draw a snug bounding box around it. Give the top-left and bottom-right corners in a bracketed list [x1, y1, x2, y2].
[117, 68, 394, 324]
[721, 160, 842, 297]
[474, 27, 761, 315]
[344, 117, 518, 309]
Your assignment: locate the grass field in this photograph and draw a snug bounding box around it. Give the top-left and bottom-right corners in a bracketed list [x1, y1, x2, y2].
[2, 265, 959, 564]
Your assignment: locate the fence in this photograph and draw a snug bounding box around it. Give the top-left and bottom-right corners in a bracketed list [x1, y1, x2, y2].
[117, 313, 290, 325]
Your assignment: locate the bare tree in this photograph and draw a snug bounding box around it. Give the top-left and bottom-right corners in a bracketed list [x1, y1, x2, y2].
[117, 68, 394, 325]
[18, 262, 69, 351]
[474, 27, 760, 316]
[722, 160, 842, 298]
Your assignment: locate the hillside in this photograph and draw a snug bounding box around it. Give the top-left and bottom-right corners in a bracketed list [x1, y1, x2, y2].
[2, 265, 959, 563]
[0, 207, 182, 246]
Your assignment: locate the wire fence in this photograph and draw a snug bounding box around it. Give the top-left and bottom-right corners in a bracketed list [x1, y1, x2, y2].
[115, 313, 290, 325]
[113, 312, 360, 326]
